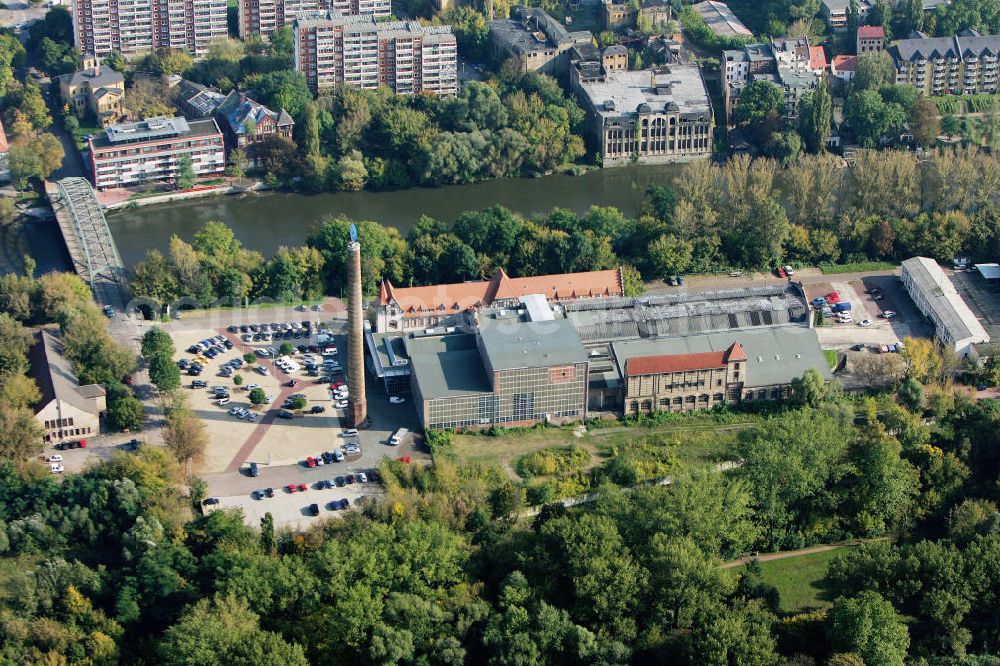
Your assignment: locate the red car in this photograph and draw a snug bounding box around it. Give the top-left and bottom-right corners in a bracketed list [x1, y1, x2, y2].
[330, 380, 346, 388]
[286, 484, 298, 493]
[397, 456, 411, 464]
[297, 483, 308, 492]
[122, 375, 133, 385]
[775, 267, 786, 278]
[305, 456, 317, 468]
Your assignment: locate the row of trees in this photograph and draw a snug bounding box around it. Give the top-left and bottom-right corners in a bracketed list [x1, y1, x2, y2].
[130, 221, 325, 306]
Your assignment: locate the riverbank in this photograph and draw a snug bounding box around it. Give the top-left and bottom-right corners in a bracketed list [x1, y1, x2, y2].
[98, 179, 271, 210]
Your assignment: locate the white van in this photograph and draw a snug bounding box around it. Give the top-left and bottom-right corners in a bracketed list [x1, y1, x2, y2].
[389, 428, 408, 446]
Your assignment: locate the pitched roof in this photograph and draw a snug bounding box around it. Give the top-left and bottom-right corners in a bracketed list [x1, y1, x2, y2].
[28, 330, 106, 416]
[215, 91, 294, 137]
[626, 350, 727, 376]
[858, 25, 884, 40]
[380, 268, 624, 316]
[832, 54, 858, 71]
[59, 66, 125, 89]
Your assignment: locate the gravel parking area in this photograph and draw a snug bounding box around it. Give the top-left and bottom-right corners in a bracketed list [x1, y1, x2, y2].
[206, 476, 385, 530]
[951, 269, 1000, 341]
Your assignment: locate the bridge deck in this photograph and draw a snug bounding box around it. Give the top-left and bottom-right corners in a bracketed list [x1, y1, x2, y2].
[45, 178, 127, 310]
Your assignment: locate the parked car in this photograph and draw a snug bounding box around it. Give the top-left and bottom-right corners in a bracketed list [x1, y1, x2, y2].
[203, 497, 219, 505]
[297, 483, 308, 492]
[277, 410, 295, 419]
[249, 462, 259, 477]
[286, 484, 299, 493]
[310, 405, 326, 414]
[335, 476, 346, 487]
[881, 310, 897, 319]
[357, 472, 368, 483]
[45, 454, 63, 462]
[858, 319, 873, 327]
[192, 380, 208, 388]
[305, 457, 317, 468]
[308, 503, 320, 515]
[775, 267, 786, 278]
[341, 429, 358, 437]
[388, 396, 405, 404]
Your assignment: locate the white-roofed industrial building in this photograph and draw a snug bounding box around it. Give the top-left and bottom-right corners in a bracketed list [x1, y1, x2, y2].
[901, 256, 991, 357]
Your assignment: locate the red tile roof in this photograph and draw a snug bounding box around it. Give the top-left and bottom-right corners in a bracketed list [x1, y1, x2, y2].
[809, 45, 827, 70]
[625, 341, 746, 376]
[626, 351, 727, 376]
[832, 55, 858, 72]
[857, 25, 884, 40]
[380, 268, 624, 317]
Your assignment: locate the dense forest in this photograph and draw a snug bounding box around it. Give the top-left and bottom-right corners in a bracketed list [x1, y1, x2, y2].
[2, 336, 1000, 663]
[128, 147, 1000, 306]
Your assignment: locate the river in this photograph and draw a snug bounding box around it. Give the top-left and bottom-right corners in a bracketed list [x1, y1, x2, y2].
[104, 164, 683, 267]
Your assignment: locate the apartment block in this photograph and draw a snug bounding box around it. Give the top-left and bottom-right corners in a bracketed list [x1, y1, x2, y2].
[88, 117, 226, 190]
[488, 5, 593, 75]
[237, 0, 390, 40]
[889, 31, 1000, 96]
[820, 0, 871, 30]
[573, 61, 714, 166]
[71, 0, 227, 58]
[293, 12, 457, 95]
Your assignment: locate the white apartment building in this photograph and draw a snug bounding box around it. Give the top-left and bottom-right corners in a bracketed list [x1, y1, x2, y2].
[88, 117, 226, 190]
[237, 0, 390, 40]
[71, 0, 227, 58]
[294, 12, 457, 95]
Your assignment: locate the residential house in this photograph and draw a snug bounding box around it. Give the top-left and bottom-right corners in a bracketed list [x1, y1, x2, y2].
[174, 79, 227, 119]
[213, 91, 294, 166]
[29, 330, 107, 445]
[831, 54, 857, 82]
[857, 25, 884, 53]
[57, 56, 126, 125]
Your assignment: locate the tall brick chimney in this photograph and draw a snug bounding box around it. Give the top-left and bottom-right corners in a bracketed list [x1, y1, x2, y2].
[347, 234, 367, 427]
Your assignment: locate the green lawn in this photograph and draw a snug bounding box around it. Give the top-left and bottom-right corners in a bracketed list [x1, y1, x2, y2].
[819, 261, 898, 275]
[823, 349, 838, 369]
[755, 549, 842, 613]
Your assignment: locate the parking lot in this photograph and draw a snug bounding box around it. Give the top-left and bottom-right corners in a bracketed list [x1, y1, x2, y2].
[806, 275, 932, 348]
[951, 269, 1000, 341]
[153, 305, 426, 528]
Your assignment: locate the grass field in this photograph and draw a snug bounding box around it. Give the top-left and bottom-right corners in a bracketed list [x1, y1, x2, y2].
[823, 349, 838, 369]
[819, 261, 898, 275]
[448, 420, 747, 480]
[756, 549, 842, 613]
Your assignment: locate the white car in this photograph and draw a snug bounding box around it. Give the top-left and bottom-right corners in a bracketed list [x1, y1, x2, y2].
[50, 463, 64, 474]
[341, 429, 358, 437]
[45, 454, 63, 462]
[389, 396, 405, 404]
[858, 319, 873, 327]
[335, 400, 349, 408]
[246, 383, 261, 391]
[217, 397, 231, 406]
[229, 406, 242, 415]
[881, 310, 897, 319]
[357, 471, 368, 483]
[256, 366, 270, 375]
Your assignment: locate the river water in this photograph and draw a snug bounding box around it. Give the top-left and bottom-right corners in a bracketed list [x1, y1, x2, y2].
[104, 164, 683, 267]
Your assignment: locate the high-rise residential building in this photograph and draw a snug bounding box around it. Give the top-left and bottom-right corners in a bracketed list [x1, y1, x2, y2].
[889, 32, 1000, 96]
[293, 12, 457, 95]
[237, 0, 390, 40]
[71, 0, 227, 58]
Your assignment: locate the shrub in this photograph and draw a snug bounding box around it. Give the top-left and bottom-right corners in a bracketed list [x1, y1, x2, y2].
[515, 446, 590, 479]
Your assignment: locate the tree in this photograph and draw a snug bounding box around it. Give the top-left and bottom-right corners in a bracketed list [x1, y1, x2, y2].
[854, 51, 896, 90]
[900, 336, 942, 383]
[270, 26, 294, 59]
[226, 148, 250, 179]
[733, 80, 784, 126]
[8, 144, 42, 190]
[251, 70, 311, 117]
[0, 374, 41, 410]
[163, 402, 207, 467]
[909, 97, 941, 148]
[35, 134, 64, 177]
[647, 535, 732, 629]
[149, 353, 181, 393]
[158, 595, 308, 666]
[243, 352, 256, 364]
[176, 154, 196, 190]
[827, 591, 910, 666]
[249, 387, 267, 406]
[288, 396, 307, 410]
[899, 377, 925, 411]
[648, 234, 693, 278]
[0, 404, 42, 461]
[798, 78, 833, 153]
[490, 482, 525, 522]
[278, 342, 294, 356]
[260, 513, 276, 555]
[845, 90, 907, 147]
[125, 78, 177, 119]
[141, 327, 175, 359]
[109, 395, 145, 431]
[766, 131, 802, 166]
[791, 368, 836, 407]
